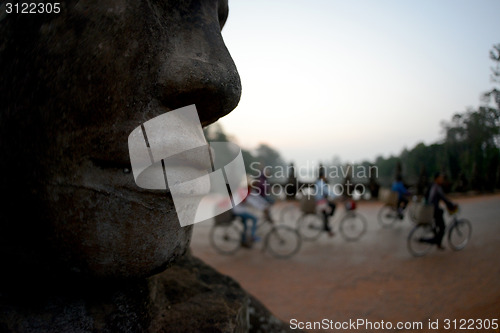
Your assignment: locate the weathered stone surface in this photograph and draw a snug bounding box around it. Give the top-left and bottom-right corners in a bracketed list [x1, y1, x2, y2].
[0, 0, 241, 279]
[0, 254, 299, 333]
[149, 254, 249, 332]
[247, 294, 297, 333]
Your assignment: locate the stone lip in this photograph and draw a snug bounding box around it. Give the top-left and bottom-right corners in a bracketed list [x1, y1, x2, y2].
[0, 254, 300, 333]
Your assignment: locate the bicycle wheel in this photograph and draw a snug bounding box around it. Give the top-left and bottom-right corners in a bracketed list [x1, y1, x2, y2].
[339, 212, 367, 241]
[210, 222, 243, 255]
[265, 225, 301, 259]
[297, 214, 323, 241]
[407, 223, 435, 257]
[408, 204, 418, 224]
[448, 218, 472, 251]
[378, 204, 399, 228]
[280, 204, 301, 224]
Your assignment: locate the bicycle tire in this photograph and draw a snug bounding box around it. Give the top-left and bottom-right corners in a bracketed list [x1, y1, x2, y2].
[448, 218, 472, 251]
[339, 211, 367, 241]
[296, 214, 323, 241]
[408, 204, 418, 224]
[210, 222, 243, 255]
[280, 204, 301, 225]
[378, 204, 399, 228]
[265, 225, 301, 259]
[407, 223, 435, 257]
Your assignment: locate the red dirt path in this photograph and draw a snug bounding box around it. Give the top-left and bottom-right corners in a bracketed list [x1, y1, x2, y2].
[191, 194, 500, 332]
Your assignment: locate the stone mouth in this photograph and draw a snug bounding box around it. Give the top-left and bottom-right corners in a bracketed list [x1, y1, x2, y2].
[90, 157, 132, 173]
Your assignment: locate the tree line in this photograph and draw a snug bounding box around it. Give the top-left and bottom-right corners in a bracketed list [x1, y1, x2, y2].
[203, 122, 285, 177]
[373, 44, 500, 193]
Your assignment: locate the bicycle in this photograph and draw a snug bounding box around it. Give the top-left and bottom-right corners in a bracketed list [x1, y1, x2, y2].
[210, 209, 302, 259]
[296, 197, 367, 242]
[378, 194, 420, 228]
[407, 206, 472, 257]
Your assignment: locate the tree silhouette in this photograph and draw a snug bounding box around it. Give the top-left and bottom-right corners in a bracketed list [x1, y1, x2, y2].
[483, 43, 500, 109]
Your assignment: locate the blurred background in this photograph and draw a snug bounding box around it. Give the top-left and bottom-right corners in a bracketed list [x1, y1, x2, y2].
[195, 1, 500, 331]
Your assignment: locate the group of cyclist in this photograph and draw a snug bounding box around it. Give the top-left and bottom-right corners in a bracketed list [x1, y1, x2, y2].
[229, 164, 457, 251]
[233, 167, 339, 245]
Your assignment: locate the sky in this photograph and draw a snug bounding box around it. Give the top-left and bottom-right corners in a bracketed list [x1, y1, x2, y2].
[216, 0, 500, 169]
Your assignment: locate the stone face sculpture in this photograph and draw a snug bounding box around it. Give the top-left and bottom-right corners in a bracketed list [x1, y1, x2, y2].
[0, 1, 296, 331]
[0, 0, 241, 280]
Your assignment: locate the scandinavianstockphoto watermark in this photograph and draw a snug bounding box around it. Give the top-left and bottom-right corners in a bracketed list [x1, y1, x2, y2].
[289, 318, 424, 331]
[249, 162, 378, 197]
[289, 318, 499, 331]
[128, 105, 248, 227]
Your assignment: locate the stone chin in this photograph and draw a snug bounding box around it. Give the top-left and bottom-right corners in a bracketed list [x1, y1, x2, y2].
[40, 160, 192, 279]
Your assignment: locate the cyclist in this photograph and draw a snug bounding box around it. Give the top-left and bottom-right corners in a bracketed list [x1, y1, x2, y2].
[391, 175, 411, 219]
[315, 173, 336, 237]
[233, 182, 271, 245]
[427, 172, 457, 250]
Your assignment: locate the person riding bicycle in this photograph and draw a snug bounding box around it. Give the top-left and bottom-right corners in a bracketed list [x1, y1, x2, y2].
[233, 182, 271, 245]
[427, 172, 457, 250]
[315, 173, 336, 237]
[391, 175, 411, 219]
[254, 166, 275, 221]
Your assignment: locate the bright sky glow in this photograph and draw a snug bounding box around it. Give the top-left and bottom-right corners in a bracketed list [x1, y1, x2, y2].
[219, 0, 500, 168]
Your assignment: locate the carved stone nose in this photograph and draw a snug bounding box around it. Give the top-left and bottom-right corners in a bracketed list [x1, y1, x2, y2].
[154, 10, 241, 126]
[157, 56, 241, 126]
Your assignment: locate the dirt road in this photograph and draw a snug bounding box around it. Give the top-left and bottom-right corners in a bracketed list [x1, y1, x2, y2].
[191, 194, 500, 332]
